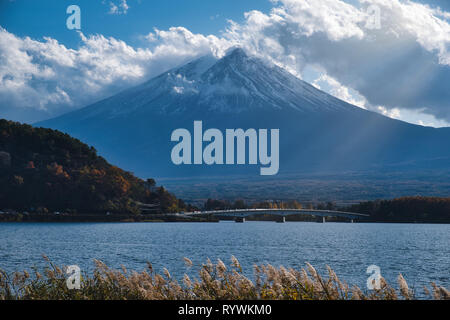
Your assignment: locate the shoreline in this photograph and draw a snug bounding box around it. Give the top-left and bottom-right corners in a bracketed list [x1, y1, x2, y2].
[0, 214, 449, 224]
[0, 213, 219, 223]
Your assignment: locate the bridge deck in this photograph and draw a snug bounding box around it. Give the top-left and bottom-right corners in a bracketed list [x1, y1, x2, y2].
[183, 209, 369, 219]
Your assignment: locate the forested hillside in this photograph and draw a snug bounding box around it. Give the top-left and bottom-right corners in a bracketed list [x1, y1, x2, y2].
[0, 119, 190, 214]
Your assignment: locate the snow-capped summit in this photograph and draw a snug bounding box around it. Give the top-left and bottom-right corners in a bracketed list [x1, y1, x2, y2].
[67, 48, 357, 119]
[39, 48, 450, 182]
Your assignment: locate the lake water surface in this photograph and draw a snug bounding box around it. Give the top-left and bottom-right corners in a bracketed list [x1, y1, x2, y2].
[0, 222, 448, 297]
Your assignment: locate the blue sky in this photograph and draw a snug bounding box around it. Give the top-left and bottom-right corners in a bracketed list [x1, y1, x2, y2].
[2, 0, 448, 48]
[0, 0, 273, 48]
[1, 0, 450, 127]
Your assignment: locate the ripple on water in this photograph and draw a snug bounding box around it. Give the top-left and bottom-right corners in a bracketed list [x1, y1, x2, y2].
[0, 222, 448, 298]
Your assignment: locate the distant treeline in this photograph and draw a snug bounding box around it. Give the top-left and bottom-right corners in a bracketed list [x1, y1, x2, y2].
[204, 199, 341, 211]
[204, 197, 450, 223]
[0, 119, 195, 215]
[345, 196, 450, 223]
[204, 199, 305, 210]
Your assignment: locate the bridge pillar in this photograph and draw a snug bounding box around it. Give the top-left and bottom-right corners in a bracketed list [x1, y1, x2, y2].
[235, 217, 245, 223]
[322, 216, 326, 223]
[351, 219, 354, 223]
[276, 216, 286, 223]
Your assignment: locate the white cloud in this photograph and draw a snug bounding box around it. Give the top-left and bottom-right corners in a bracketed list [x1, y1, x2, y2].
[0, 27, 229, 122]
[224, 0, 450, 125]
[377, 105, 402, 119]
[107, 0, 130, 15]
[312, 74, 367, 108]
[362, 0, 450, 65]
[377, 105, 450, 127]
[1, 0, 450, 127]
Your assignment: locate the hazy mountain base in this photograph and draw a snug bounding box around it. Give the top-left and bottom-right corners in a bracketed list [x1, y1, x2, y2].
[160, 170, 450, 206]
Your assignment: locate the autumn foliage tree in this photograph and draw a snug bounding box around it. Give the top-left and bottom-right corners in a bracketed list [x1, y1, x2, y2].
[0, 119, 189, 214]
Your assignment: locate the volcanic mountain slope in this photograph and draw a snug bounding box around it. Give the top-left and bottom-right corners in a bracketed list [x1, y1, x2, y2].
[39, 48, 450, 183]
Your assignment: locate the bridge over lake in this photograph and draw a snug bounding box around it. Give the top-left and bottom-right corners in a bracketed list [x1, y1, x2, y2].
[181, 209, 369, 223]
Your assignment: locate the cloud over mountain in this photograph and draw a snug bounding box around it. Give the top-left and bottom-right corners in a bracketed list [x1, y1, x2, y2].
[1, 0, 450, 125]
[0, 27, 225, 122]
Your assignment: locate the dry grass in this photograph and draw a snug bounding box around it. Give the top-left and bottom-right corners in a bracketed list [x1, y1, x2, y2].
[0, 256, 448, 300]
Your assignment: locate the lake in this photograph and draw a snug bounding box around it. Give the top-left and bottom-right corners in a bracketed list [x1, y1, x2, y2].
[0, 222, 448, 298]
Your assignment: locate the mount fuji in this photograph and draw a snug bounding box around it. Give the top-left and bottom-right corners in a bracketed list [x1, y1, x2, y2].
[39, 48, 450, 199]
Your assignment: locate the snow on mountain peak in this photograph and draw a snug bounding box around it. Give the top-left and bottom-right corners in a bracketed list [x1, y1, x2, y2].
[70, 48, 358, 118]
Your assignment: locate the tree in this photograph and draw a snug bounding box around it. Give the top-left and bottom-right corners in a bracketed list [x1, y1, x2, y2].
[146, 178, 156, 187]
[233, 200, 247, 209]
[0, 119, 192, 215]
